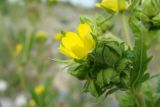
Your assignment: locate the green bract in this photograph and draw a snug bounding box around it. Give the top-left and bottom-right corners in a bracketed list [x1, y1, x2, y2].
[91, 36, 125, 66]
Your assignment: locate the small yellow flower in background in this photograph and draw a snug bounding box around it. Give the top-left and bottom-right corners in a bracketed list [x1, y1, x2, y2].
[36, 31, 48, 41]
[34, 85, 45, 95]
[16, 44, 23, 55]
[59, 23, 95, 60]
[29, 99, 36, 107]
[96, 0, 129, 12]
[54, 33, 63, 41]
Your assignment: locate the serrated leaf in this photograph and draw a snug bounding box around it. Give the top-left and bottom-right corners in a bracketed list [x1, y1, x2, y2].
[129, 12, 152, 88]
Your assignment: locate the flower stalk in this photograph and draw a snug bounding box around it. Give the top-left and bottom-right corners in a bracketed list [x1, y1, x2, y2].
[120, 12, 132, 48]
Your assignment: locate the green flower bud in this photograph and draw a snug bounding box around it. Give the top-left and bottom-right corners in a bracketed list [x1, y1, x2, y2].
[92, 37, 125, 66]
[116, 58, 132, 73]
[35, 31, 48, 43]
[118, 72, 130, 89]
[83, 80, 103, 97]
[142, 0, 160, 17]
[96, 68, 118, 87]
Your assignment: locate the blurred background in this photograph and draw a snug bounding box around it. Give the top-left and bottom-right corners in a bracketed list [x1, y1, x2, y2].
[0, 0, 160, 107]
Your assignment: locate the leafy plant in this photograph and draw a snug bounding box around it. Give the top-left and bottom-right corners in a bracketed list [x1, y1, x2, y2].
[55, 0, 160, 107]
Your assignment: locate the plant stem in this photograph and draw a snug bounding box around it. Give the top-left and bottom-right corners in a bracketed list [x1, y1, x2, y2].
[120, 12, 132, 48]
[18, 65, 27, 91]
[99, 15, 113, 25]
[132, 89, 146, 107]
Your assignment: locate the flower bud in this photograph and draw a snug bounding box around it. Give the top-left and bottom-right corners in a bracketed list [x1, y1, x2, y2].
[83, 80, 103, 97]
[142, 0, 160, 17]
[118, 72, 130, 89]
[35, 31, 48, 43]
[96, 68, 118, 88]
[91, 37, 124, 66]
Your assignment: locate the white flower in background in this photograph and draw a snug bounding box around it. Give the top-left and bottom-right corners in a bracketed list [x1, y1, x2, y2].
[0, 98, 15, 107]
[0, 80, 8, 92]
[15, 94, 27, 107]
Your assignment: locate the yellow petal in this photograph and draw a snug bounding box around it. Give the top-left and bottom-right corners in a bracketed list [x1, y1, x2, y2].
[101, 0, 119, 11]
[78, 24, 92, 37]
[71, 45, 88, 59]
[61, 32, 89, 59]
[62, 32, 84, 50]
[78, 24, 95, 51]
[98, 0, 128, 12]
[59, 44, 78, 59]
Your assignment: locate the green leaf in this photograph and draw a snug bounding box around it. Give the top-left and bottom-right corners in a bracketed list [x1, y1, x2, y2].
[140, 73, 150, 83]
[129, 11, 152, 88]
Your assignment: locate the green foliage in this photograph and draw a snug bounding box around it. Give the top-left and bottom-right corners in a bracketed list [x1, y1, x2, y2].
[128, 0, 155, 89]
[65, 0, 160, 99]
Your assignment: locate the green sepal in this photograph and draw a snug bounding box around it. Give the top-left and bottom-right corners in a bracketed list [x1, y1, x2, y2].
[116, 58, 132, 73]
[96, 68, 118, 87]
[68, 62, 87, 80]
[83, 80, 103, 97]
[79, 16, 93, 25]
[118, 72, 130, 89]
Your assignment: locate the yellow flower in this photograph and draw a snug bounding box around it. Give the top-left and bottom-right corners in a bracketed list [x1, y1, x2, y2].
[29, 99, 36, 107]
[34, 85, 45, 95]
[36, 31, 48, 41]
[96, 0, 129, 12]
[59, 23, 95, 60]
[16, 44, 23, 55]
[54, 33, 63, 41]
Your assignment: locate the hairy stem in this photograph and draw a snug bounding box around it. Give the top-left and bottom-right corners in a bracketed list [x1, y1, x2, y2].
[132, 89, 146, 107]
